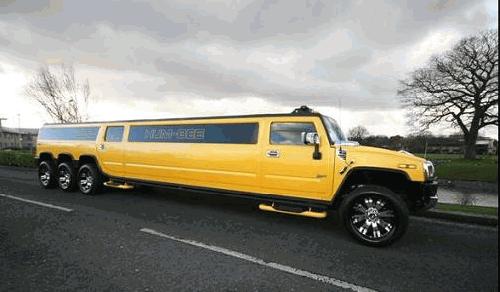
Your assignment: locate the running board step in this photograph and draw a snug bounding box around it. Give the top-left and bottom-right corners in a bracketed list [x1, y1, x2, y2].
[258, 203, 327, 219]
[103, 181, 135, 190]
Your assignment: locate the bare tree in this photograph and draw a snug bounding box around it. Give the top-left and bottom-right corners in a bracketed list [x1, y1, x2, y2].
[348, 126, 370, 142]
[25, 64, 90, 123]
[398, 30, 498, 159]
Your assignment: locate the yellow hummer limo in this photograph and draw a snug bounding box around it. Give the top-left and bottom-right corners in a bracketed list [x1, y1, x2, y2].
[35, 106, 437, 246]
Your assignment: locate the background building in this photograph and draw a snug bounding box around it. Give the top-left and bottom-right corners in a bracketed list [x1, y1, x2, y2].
[426, 136, 498, 155]
[0, 126, 38, 150]
[360, 134, 498, 155]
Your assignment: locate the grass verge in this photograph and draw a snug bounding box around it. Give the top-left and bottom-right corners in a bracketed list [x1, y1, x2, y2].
[416, 153, 498, 182]
[0, 150, 35, 168]
[435, 203, 498, 217]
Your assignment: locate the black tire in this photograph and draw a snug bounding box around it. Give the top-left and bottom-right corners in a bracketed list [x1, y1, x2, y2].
[38, 160, 57, 189]
[339, 185, 409, 247]
[57, 162, 77, 192]
[77, 163, 103, 195]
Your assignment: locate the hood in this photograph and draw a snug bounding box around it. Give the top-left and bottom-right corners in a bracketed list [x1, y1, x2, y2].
[341, 145, 426, 164]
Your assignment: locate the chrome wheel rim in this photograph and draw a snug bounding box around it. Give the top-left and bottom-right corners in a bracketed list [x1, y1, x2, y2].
[39, 164, 51, 186]
[349, 195, 397, 241]
[79, 169, 93, 193]
[58, 166, 71, 189]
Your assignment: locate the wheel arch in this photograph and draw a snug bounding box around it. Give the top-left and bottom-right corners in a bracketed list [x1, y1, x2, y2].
[332, 167, 413, 208]
[57, 152, 74, 162]
[77, 154, 104, 173]
[38, 152, 54, 162]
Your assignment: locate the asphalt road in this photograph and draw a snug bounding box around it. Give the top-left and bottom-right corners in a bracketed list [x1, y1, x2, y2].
[0, 166, 497, 292]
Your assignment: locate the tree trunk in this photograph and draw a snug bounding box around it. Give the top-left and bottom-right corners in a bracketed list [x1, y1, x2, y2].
[463, 132, 478, 159]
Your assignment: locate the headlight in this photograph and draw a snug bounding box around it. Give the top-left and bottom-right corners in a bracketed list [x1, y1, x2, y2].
[423, 161, 435, 179]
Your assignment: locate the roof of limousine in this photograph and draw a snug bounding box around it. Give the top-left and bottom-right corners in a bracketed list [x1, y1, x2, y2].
[44, 106, 323, 126]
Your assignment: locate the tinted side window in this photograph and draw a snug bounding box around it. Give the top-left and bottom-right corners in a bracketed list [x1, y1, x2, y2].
[38, 127, 100, 141]
[105, 126, 124, 142]
[128, 123, 259, 144]
[270, 122, 316, 145]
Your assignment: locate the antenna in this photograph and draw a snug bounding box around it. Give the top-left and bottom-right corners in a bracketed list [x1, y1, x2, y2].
[337, 97, 344, 154]
[338, 97, 342, 132]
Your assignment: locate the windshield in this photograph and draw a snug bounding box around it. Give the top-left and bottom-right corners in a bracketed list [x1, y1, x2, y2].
[322, 116, 346, 144]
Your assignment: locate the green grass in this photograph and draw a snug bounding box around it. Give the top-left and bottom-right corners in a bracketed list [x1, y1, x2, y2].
[436, 203, 498, 217]
[416, 153, 498, 182]
[0, 150, 35, 168]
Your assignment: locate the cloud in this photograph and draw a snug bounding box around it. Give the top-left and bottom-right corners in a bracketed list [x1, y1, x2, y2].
[0, 0, 497, 137]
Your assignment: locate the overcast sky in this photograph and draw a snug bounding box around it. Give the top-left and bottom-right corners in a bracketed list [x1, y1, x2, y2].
[0, 0, 498, 137]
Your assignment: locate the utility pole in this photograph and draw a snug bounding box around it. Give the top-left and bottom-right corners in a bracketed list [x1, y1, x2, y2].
[17, 114, 22, 149]
[424, 139, 428, 159]
[0, 118, 6, 151]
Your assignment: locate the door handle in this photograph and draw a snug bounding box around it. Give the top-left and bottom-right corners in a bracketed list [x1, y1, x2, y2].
[266, 149, 280, 158]
[98, 144, 105, 151]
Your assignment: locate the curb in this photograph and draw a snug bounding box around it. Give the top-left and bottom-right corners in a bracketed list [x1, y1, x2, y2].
[416, 209, 498, 226]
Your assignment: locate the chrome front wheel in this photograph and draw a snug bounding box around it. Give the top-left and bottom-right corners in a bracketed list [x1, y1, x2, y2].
[340, 185, 409, 247]
[349, 195, 396, 241]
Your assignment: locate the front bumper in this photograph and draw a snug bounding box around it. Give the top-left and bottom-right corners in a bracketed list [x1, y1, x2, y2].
[409, 179, 438, 212]
[421, 180, 438, 210]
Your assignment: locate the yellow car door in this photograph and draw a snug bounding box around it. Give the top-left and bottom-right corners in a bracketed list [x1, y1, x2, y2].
[97, 125, 125, 176]
[260, 118, 332, 200]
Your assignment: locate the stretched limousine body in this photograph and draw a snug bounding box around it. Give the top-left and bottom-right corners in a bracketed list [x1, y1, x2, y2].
[35, 106, 437, 246]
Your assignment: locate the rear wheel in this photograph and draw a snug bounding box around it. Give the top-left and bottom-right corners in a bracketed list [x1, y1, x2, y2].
[339, 185, 409, 247]
[38, 160, 56, 189]
[77, 163, 103, 195]
[57, 162, 76, 192]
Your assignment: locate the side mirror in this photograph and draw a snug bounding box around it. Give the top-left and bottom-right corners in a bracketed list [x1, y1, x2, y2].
[301, 132, 320, 145]
[301, 132, 322, 160]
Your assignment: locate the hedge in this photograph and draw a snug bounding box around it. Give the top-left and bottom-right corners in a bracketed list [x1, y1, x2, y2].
[0, 151, 35, 168]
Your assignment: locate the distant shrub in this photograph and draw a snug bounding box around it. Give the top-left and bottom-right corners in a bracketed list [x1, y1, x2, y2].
[458, 193, 479, 206]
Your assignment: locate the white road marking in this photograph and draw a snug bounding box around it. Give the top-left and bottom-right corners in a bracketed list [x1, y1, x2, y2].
[0, 194, 73, 212]
[140, 228, 376, 292]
